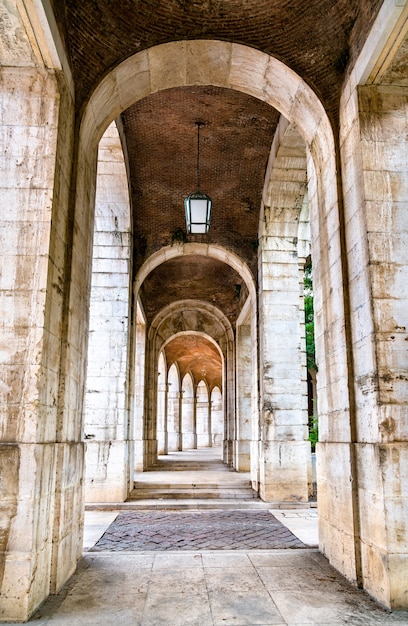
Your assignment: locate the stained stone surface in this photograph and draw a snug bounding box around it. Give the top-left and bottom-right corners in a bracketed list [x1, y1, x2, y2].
[90, 510, 307, 551]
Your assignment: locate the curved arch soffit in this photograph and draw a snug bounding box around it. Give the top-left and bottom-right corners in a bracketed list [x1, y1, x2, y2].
[139, 245, 255, 315]
[81, 40, 335, 170]
[162, 330, 224, 363]
[149, 298, 234, 345]
[261, 120, 308, 238]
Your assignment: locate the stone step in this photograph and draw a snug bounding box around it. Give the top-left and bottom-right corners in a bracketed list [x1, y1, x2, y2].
[133, 481, 252, 490]
[151, 464, 227, 471]
[128, 488, 258, 500]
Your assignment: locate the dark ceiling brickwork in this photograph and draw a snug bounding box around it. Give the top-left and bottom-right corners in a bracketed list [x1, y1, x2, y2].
[123, 86, 279, 280]
[53, 0, 382, 120]
[140, 255, 248, 327]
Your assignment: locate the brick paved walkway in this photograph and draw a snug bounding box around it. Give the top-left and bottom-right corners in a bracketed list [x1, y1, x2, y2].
[90, 510, 307, 551]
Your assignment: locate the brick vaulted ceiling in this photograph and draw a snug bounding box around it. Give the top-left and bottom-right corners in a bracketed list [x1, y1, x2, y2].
[51, 1, 383, 385]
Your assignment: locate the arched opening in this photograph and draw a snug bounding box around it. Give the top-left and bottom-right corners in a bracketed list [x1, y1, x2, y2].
[58, 40, 343, 602]
[211, 386, 224, 447]
[196, 379, 211, 448]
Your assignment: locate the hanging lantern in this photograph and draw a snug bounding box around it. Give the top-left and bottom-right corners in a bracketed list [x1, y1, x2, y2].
[184, 122, 212, 234]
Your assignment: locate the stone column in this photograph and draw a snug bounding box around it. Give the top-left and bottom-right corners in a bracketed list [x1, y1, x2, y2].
[156, 352, 167, 455]
[258, 230, 309, 502]
[339, 83, 408, 609]
[0, 66, 76, 621]
[84, 123, 132, 503]
[235, 322, 252, 471]
[167, 365, 180, 451]
[133, 302, 146, 471]
[157, 381, 168, 455]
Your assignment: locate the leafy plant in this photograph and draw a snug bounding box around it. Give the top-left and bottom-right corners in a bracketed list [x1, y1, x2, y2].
[308, 416, 318, 452]
[304, 263, 317, 372]
[171, 227, 188, 246]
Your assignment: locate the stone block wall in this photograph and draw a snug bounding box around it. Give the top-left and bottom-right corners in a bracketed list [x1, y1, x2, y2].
[84, 123, 133, 503]
[339, 79, 408, 608]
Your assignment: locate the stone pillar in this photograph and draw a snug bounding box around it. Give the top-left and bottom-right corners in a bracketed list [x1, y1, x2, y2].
[157, 352, 167, 455]
[235, 322, 252, 471]
[167, 365, 180, 452]
[0, 66, 76, 621]
[157, 381, 168, 455]
[339, 82, 408, 609]
[133, 302, 146, 471]
[258, 230, 309, 502]
[84, 123, 132, 503]
[224, 340, 235, 466]
[182, 375, 196, 450]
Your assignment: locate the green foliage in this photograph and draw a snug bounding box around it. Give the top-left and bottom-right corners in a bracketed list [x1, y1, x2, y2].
[305, 263, 318, 450]
[304, 264, 317, 372]
[308, 416, 318, 452]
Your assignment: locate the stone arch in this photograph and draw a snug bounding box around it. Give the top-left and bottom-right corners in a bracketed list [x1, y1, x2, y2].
[135, 242, 256, 309]
[80, 40, 335, 165]
[73, 40, 341, 476]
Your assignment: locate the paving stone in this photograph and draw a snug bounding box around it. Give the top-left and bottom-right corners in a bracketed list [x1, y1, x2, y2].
[90, 510, 307, 552]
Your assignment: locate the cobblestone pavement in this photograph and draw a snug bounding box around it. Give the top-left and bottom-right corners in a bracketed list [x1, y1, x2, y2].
[90, 510, 307, 551]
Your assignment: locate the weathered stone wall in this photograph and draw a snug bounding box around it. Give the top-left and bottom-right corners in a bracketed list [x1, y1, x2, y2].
[340, 79, 408, 608]
[0, 64, 76, 620]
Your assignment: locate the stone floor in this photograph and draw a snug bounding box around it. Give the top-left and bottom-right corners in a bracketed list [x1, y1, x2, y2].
[6, 448, 408, 625]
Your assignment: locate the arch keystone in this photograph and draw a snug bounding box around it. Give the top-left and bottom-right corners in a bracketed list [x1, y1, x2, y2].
[186, 40, 232, 86]
[116, 50, 150, 111]
[148, 41, 187, 93]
